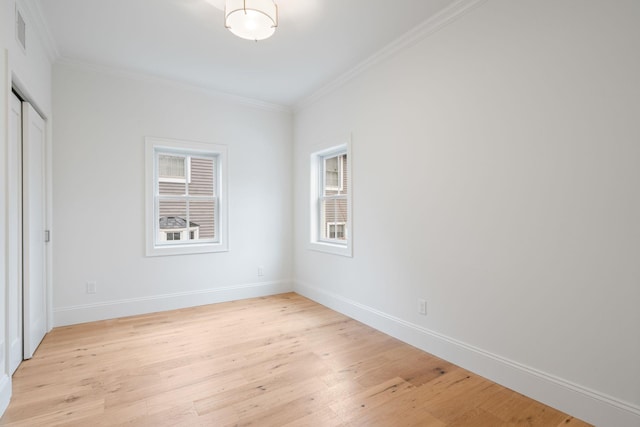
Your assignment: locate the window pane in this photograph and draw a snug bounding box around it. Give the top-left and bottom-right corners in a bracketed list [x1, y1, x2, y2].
[158, 200, 187, 242]
[159, 181, 186, 195]
[323, 154, 348, 196]
[325, 156, 339, 189]
[189, 157, 215, 196]
[320, 198, 334, 240]
[321, 197, 347, 241]
[159, 155, 185, 179]
[189, 199, 216, 240]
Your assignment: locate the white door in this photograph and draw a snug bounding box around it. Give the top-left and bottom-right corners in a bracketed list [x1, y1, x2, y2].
[8, 93, 24, 372]
[22, 101, 47, 360]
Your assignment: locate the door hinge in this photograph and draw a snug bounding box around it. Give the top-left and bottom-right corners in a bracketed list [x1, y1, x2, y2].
[45, 230, 50, 243]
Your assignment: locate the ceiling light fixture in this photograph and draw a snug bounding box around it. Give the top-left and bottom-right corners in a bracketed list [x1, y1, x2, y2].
[225, 0, 278, 41]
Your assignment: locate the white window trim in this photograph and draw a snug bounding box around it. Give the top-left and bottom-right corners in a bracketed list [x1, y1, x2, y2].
[309, 137, 352, 257]
[145, 137, 228, 256]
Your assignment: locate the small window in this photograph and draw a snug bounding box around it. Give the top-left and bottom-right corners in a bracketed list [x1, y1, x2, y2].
[158, 154, 190, 183]
[320, 152, 348, 243]
[327, 222, 346, 239]
[146, 137, 228, 256]
[324, 156, 343, 190]
[166, 232, 181, 241]
[309, 139, 352, 257]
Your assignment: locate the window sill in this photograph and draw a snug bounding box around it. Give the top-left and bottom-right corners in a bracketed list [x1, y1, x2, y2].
[308, 241, 352, 257]
[146, 242, 228, 257]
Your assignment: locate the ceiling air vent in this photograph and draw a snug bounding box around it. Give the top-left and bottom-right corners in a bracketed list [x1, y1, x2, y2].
[16, 7, 26, 51]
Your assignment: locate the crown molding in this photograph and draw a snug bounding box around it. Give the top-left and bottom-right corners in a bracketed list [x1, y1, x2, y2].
[56, 57, 292, 114]
[294, 0, 488, 112]
[20, 0, 60, 62]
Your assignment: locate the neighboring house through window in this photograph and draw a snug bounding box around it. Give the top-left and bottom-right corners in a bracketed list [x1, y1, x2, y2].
[145, 137, 228, 256]
[158, 216, 200, 242]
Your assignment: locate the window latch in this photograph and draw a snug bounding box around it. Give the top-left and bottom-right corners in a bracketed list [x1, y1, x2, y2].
[44, 230, 50, 243]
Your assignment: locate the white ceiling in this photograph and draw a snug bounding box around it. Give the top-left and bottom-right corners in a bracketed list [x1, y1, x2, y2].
[37, 0, 457, 108]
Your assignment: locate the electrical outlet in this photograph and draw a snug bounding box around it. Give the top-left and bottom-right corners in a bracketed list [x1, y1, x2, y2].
[86, 281, 97, 294]
[418, 299, 427, 315]
[257, 266, 264, 277]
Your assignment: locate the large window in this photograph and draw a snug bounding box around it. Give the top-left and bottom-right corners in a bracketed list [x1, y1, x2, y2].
[145, 137, 228, 256]
[310, 140, 352, 257]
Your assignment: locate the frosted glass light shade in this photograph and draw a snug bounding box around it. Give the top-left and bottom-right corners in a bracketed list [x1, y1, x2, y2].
[225, 0, 278, 41]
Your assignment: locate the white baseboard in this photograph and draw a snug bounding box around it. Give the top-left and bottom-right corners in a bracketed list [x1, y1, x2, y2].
[0, 374, 10, 418]
[54, 280, 293, 327]
[294, 281, 640, 427]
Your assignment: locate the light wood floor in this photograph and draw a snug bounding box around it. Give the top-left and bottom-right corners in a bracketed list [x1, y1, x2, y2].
[1, 293, 591, 426]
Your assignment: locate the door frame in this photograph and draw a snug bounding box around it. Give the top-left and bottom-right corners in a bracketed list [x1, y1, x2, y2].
[10, 78, 53, 355]
[7, 91, 23, 374]
[21, 98, 48, 359]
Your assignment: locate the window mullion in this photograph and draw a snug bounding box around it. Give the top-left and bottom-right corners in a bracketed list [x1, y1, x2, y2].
[154, 152, 159, 244]
[185, 157, 190, 241]
[333, 197, 338, 240]
[339, 154, 344, 193]
[319, 156, 324, 240]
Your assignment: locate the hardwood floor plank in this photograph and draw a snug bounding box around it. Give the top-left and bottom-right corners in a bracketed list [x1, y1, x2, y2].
[445, 408, 508, 427]
[281, 406, 344, 427]
[62, 401, 148, 427]
[330, 376, 416, 420]
[556, 417, 594, 427]
[0, 293, 592, 426]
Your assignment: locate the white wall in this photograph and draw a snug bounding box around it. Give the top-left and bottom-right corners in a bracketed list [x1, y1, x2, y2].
[1, 0, 54, 415]
[52, 61, 293, 325]
[293, 1, 640, 426]
[0, 32, 10, 417]
[8, 0, 53, 116]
